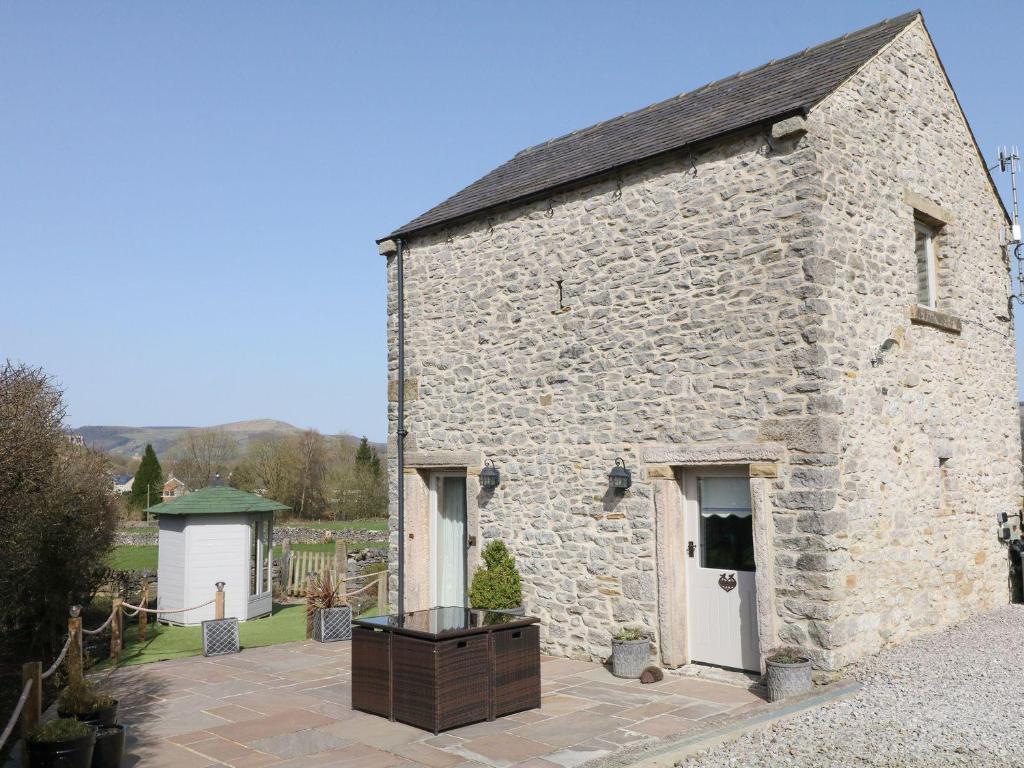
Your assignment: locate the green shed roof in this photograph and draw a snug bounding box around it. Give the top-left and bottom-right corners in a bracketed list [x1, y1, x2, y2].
[146, 485, 290, 516]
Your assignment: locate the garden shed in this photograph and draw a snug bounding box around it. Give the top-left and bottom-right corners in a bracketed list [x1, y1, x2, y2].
[147, 481, 289, 625]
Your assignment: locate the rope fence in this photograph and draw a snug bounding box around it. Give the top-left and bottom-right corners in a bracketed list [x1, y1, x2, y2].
[1, 563, 386, 752]
[343, 578, 380, 599]
[81, 606, 117, 636]
[41, 633, 73, 681]
[0, 680, 32, 754]
[120, 598, 215, 615]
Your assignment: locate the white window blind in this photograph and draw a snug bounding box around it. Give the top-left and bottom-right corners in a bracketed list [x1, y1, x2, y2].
[915, 221, 937, 308]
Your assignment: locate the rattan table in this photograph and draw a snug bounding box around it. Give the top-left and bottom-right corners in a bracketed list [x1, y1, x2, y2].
[352, 607, 541, 733]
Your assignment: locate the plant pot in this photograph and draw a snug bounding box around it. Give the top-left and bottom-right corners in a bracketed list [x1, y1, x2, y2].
[27, 729, 96, 768]
[202, 617, 240, 656]
[92, 725, 126, 768]
[59, 700, 119, 728]
[611, 638, 650, 679]
[765, 657, 813, 702]
[313, 606, 352, 642]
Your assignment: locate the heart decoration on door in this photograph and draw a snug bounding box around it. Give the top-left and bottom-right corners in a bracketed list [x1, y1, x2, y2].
[718, 573, 737, 593]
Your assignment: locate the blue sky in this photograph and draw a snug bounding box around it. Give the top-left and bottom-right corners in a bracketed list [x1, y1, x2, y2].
[2, 1, 1022, 442]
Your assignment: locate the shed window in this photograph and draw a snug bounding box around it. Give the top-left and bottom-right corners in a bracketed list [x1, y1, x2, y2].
[915, 220, 938, 308]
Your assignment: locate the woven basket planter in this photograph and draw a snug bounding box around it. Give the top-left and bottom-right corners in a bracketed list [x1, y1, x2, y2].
[765, 657, 812, 701]
[611, 638, 650, 679]
[313, 606, 352, 643]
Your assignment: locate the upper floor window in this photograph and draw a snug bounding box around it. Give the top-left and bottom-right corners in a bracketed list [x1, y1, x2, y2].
[914, 219, 938, 309]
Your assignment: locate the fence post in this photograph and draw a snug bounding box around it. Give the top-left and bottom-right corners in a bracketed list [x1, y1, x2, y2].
[377, 571, 387, 615]
[215, 582, 225, 620]
[110, 597, 123, 665]
[67, 607, 83, 686]
[334, 539, 347, 580]
[20, 661, 41, 744]
[138, 580, 150, 642]
[282, 538, 292, 593]
[305, 571, 315, 640]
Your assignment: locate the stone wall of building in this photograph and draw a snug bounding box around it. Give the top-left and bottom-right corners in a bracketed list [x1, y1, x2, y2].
[382, 19, 1020, 671]
[384, 123, 846, 664]
[808, 20, 1021, 666]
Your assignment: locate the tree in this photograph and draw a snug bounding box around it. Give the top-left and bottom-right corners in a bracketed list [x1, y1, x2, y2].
[355, 436, 381, 479]
[130, 443, 163, 509]
[232, 430, 329, 518]
[295, 430, 328, 518]
[0, 361, 118, 656]
[171, 428, 238, 490]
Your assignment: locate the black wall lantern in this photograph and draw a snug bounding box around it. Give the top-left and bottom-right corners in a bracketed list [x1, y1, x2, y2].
[609, 457, 632, 493]
[480, 460, 501, 491]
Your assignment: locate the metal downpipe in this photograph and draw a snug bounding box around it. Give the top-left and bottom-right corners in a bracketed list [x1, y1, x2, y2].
[396, 237, 406, 617]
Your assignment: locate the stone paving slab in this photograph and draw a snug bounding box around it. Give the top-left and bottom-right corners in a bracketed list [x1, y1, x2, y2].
[82, 640, 772, 767]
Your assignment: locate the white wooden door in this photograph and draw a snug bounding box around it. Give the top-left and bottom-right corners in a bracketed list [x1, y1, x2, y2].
[430, 474, 467, 607]
[684, 470, 760, 671]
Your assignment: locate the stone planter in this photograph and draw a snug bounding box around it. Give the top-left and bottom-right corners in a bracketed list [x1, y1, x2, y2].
[611, 638, 650, 679]
[765, 656, 812, 701]
[313, 606, 352, 642]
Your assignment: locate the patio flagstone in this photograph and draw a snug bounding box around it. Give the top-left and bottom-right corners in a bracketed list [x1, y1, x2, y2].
[87, 636, 772, 767]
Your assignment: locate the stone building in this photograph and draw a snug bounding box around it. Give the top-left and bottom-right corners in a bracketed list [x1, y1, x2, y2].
[377, 11, 1022, 672]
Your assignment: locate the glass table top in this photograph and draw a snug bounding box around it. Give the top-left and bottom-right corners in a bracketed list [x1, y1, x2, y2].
[354, 606, 537, 638]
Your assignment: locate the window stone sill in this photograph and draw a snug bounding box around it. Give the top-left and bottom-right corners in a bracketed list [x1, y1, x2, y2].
[908, 305, 962, 334]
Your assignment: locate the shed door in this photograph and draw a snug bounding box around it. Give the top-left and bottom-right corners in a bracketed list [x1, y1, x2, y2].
[684, 471, 759, 671]
[431, 474, 467, 607]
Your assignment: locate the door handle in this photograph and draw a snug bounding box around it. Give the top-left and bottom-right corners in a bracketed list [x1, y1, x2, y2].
[687, 541, 695, 558]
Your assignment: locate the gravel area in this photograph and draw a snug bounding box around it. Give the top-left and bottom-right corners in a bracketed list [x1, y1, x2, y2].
[680, 605, 1024, 768]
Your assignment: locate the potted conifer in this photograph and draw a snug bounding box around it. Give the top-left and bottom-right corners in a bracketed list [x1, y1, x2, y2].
[26, 718, 96, 768]
[469, 540, 524, 614]
[611, 627, 651, 679]
[764, 647, 813, 701]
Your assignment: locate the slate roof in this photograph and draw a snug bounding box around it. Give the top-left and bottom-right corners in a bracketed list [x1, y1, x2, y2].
[147, 484, 290, 515]
[385, 11, 921, 241]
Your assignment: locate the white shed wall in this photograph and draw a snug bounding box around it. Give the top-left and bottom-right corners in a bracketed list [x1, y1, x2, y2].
[182, 515, 249, 624]
[156, 516, 185, 614]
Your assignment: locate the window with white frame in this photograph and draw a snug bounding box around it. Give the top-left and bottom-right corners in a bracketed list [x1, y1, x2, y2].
[914, 220, 938, 308]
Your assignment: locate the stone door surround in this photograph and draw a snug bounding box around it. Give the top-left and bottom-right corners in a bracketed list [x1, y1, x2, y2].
[399, 451, 484, 611]
[645, 443, 784, 672]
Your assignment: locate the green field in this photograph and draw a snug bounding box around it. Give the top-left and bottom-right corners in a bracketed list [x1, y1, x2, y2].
[108, 545, 159, 571]
[284, 518, 387, 532]
[109, 539, 386, 573]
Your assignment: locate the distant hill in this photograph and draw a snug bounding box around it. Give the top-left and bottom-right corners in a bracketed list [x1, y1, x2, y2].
[74, 419, 374, 460]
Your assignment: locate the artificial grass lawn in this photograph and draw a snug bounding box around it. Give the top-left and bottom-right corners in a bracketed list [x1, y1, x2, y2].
[99, 603, 308, 667]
